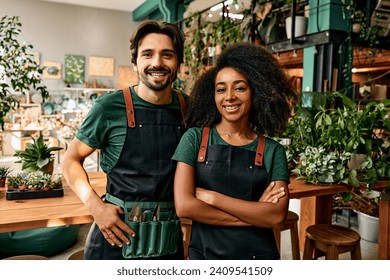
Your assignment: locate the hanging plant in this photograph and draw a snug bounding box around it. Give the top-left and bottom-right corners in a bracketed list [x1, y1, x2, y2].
[0, 15, 49, 129]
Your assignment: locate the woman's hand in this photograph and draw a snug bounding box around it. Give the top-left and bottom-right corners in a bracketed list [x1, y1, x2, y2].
[196, 181, 286, 206]
[259, 181, 286, 203]
[195, 188, 215, 205]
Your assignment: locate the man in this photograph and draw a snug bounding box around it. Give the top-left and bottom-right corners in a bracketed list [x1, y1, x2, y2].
[61, 20, 188, 260]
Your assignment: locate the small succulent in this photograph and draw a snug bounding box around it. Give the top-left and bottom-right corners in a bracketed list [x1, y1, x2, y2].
[0, 166, 12, 178]
[6, 174, 20, 188]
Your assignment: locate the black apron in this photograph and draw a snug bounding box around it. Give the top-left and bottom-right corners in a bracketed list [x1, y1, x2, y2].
[189, 127, 280, 260]
[84, 87, 185, 260]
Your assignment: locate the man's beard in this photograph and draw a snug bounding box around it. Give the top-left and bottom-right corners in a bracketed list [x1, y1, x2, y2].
[138, 67, 177, 91]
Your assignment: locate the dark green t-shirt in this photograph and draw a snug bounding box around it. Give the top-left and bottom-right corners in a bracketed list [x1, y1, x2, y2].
[76, 87, 189, 172]
[172, 127, 290, 184]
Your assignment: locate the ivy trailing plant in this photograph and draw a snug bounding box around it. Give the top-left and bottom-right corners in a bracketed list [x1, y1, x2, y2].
[0, 15, 48, 129]
[183, 8, 243, 92]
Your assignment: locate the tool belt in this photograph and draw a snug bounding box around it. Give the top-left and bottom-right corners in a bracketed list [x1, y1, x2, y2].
[105, 193, 180, 259]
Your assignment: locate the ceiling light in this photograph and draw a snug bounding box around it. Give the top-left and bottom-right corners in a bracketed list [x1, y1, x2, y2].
[210, 0, 233, 12]
[219, 12, 244, 20]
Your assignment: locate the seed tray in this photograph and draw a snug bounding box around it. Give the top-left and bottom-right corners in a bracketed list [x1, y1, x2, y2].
[6, 188, 64, 200]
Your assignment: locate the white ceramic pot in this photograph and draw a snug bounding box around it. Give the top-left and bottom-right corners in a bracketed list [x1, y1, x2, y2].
[357, 211, 379, 243]
[285, 16, 308, 39]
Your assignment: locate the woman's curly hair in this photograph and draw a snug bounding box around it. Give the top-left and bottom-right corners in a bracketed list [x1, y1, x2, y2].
[185, 42, 296, 137]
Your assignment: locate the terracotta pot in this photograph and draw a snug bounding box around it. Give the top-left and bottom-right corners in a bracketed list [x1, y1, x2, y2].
[7, 185, 16, 191]
[40, 160, 54, 175]
[0, 177, 6, 188]
[18, 185, 28, 191]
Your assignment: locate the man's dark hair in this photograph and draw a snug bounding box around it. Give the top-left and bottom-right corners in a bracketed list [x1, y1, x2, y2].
[130, 20, 185, 65]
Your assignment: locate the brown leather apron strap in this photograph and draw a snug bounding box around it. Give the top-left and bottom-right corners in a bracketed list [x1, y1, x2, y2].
[198, 127, 265, 165]
[123, 87, 135, 128]
[197, 126, 210, 162]
[124, 87, 185, 129]
[173, 90, 187, 128]
[255, 134, 266, 166]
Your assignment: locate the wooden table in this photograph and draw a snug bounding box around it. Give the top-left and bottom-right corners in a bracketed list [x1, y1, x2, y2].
[289, 177, 386, 252]
[0, 172, 388, 258]
[0, 172, 106, 233]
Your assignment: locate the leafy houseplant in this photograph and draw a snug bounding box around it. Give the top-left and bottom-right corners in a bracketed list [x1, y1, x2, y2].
[0, 15, 49, 129]
[286, 91, 389, 188]
[0, 166, 12, 187]
[14, 134, 63, 174]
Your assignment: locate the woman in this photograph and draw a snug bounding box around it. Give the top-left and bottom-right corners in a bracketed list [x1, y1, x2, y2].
[172, 42, 296, 260]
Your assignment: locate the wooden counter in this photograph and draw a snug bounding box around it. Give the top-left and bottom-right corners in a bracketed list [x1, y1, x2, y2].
[0, 172, 106, 233]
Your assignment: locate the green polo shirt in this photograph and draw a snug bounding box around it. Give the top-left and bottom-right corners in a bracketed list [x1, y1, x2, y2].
[172, 127, 290, 184]
[75, 87, 189, 172]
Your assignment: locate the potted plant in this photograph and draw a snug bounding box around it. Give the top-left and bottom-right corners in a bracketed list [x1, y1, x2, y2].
[288, 92, 389, 187]
[335, 189, 382, 243]
[351, 9, 365, 34]
[14, 134, 63, 174]
[27, 173, 42, 191]
[0, 166, 12, 188]
[51, 175, 63, 189]
[6, 174, 19, 191]
[0, 15, 49, 130]
[40, 173, 53, 191]
[16, 172, 29, 191]
[286, 92, 389, 243]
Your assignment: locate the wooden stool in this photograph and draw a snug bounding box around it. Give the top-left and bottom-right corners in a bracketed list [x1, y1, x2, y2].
[2, 255, 49, 260]
[67, 249, 84, 260]
[303, 224, 362, 260]
[274, 210, 300, 260]
[181, 218, 192, 260]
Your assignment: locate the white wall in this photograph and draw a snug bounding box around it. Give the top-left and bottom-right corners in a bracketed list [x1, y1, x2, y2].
[1, 0, 140, 91]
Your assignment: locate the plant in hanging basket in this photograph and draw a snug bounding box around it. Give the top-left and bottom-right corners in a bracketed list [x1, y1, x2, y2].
[14, 134, 63, 174]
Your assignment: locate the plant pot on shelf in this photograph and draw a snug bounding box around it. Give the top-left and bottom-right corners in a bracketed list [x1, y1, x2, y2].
[354, 190, 381, 243]
[347, 154, 367, 170]
[285, 16, 308, 39]
[356, 211, 379, 243]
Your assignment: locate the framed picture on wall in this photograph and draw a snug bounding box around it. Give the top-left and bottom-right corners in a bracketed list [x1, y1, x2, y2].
[89, 56, 114, 77]
[64, 55, 85, 84]
[43, 61, 61, 79]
